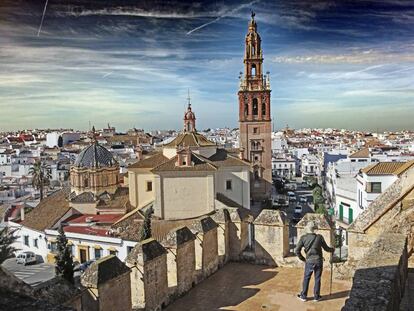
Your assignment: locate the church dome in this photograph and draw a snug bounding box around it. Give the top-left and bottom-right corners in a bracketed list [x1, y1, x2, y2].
[74, 143, 117, 168]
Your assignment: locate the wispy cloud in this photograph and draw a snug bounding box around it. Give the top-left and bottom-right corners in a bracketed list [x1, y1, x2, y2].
[186, 0, 259, 35]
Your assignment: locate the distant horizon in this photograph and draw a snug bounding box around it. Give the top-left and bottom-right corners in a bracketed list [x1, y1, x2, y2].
[1, 1, 414, 131]
[1, 125, 413, 135]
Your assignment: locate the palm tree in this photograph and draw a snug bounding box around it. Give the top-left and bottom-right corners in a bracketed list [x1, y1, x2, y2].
[29, 161, 51, 201]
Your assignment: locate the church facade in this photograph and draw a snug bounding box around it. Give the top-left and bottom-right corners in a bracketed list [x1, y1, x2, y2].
[238, 13, 272, 201]
[128, 103, 251, 220]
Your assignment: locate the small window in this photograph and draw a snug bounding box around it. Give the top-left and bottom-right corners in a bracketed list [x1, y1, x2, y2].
[127, 246, 134, 254]
[182, 160, 187, 166]
[367, 182, 381, 193]
[146, 181, 152, 192]
[50, 242, 57, 253]
[24, 235, 29, 246]
[109, 250, 118, 256]
[226, 180, 232, 191]
[94, 248, 103, 259]
[253, 127, 259, 134]
[33, 239, 38, 248]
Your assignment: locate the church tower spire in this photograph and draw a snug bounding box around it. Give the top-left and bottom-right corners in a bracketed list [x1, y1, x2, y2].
[238, 12, 272, 201]
[183, 90, 196, 132]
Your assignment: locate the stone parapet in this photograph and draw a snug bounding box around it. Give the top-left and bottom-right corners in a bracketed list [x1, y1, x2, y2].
[126, 238, 168, 311]
[81, 255, 131, 311]
[253, 209, 289, 266]
[161, 226, 196, 299]
[190, 216, 219, 283]
[342, 233, 408, 311]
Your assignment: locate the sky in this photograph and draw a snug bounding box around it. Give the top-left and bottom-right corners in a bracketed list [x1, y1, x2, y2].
[1, 0, 414, 132]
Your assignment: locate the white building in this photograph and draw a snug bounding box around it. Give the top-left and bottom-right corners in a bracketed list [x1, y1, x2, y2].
[271, 132, 288, 153]
[272, 155, 296, 179]
[301, 154, 319, 178]
[356, 161, 414, 210]
[46, 132, 81, 148]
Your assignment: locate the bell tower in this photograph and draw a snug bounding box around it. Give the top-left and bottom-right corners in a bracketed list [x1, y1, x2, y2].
[238, 12, 272, 201]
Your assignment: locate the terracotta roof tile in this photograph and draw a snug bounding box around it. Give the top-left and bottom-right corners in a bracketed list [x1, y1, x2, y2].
[349, 148, 370, 158]
[128, 152, 168, 169]
[361, 161, 414, 176]
[163, 132, 216, 147]
[152, 153, 216, 172]
[21, 188, 71, 231]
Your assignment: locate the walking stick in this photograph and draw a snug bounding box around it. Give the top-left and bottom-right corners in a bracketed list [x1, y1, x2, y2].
[329, 250, 333, 296]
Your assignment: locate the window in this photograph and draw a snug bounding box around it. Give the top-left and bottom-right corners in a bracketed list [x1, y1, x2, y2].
[94, 248, 103, 259]
[253, 127, 259, 134]
[244, 104, 248, 116]
[109, 250, 118, 256]
[367, 182, 381, 193]
[127, 246, 134, 254]
[251, 64, 256, 76]
[226, 180, 232, 191]
[252, 98, 258, 115]
[84, 178, 88, 187]
[50, 242, 57, 253]
[24, 235, 29, 246]
[146, 181, 152, 192]
[33, 238, 38, 248]
[262, 103, 266, 116]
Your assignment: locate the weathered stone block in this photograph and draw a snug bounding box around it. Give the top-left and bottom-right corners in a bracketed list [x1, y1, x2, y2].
[161, 226, 196, 298]
[253, 209, 289, 266]
[125, 238, 168, 311]
[189, 216, 219, 283]
[81, 255, 131, 311]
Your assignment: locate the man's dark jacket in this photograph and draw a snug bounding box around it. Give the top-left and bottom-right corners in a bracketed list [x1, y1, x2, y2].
[294, 233, 334, 264]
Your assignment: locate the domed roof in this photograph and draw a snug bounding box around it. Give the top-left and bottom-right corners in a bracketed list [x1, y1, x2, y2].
[74, 143, 117, 168]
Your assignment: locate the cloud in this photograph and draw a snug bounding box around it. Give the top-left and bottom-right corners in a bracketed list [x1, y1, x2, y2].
[186, 0, 259, 35]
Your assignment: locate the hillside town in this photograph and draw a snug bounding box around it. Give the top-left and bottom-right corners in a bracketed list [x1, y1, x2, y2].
[1, 7, 414, 311]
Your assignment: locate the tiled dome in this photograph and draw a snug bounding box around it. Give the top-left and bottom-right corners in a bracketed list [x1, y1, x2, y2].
[74, 143, 117, 168]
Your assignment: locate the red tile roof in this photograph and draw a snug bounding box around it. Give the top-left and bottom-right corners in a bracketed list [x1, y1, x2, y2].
[63, 226, 109, 237]
[64, 214, 124, 224]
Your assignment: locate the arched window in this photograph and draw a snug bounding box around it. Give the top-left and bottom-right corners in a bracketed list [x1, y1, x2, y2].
[262, 103, 266, 116]
[84, 177, 88, 188]
[252, 98, 258, 115]
[251, 64, 256, 76]
[252, 45, 255, 56]
[244, 104, 248, 116]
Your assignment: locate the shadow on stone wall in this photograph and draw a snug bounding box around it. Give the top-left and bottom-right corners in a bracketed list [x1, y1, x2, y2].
[342, 233, 408, 311]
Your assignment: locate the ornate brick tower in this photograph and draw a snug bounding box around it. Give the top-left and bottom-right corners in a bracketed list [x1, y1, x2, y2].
[238, 12, 272, 201]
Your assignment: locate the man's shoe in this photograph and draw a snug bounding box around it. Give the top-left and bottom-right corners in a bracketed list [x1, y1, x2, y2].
[314, 296, 323, 302]
[297, 294, 307, 302]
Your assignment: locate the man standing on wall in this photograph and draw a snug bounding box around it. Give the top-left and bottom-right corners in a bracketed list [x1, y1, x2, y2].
[295, 221, 335, 302]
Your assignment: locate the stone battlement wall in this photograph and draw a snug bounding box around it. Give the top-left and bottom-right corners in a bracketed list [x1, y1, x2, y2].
[78, 207, 302, 311]
[342, 233, 408, 311]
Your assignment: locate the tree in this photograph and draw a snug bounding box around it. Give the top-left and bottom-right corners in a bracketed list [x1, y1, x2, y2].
[29, 161, 51, 201]
[0, 227, 17, 264]
[139, 207, 154, 241]
[55, 226, 74, 284]
[315, 204, 327, 215]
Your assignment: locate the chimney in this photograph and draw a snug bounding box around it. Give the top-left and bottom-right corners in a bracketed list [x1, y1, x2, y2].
[20, 206, 25, 221]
